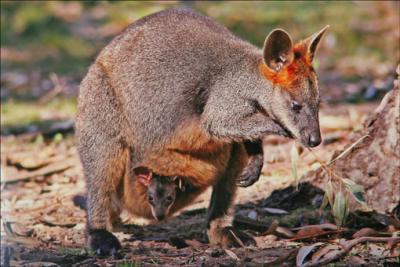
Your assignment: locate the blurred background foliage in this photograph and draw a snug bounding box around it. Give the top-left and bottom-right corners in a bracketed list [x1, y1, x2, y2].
[1, 1, 399, 134]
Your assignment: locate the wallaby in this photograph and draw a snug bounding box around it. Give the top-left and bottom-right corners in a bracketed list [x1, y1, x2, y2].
[76, 8, 328, 255]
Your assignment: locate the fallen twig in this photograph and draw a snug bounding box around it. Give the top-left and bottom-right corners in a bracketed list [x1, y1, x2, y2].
[1, 157, 77, 184]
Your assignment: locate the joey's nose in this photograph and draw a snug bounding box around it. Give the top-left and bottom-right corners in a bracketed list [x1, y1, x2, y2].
[308, 133, 321, 147]
[155, 214, 165, 221]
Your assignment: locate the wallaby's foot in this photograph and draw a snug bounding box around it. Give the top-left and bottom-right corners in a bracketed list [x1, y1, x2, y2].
[88, 229, 121, 256]
[208, 225, 256, 248]
[220, 227, 256, 247]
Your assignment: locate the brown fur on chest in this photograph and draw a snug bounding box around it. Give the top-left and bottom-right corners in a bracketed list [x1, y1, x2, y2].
[143, 119, 232, 187]
[122, 177, 152, 219]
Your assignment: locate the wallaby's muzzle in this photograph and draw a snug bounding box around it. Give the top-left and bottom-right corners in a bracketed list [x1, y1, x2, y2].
[306, 131, 321, 147]
[299, 125, 321, 148]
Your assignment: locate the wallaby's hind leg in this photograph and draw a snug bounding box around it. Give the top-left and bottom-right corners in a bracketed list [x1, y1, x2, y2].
[80, 139, 127, 256]
[207, 143, 256, 247]
[77, 63, 128, 255]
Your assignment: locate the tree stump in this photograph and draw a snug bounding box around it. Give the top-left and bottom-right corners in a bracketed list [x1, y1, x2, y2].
[304, 65, 399, 214]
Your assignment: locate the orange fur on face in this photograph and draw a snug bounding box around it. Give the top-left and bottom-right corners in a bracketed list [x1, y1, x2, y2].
[260, 42, 313, 89]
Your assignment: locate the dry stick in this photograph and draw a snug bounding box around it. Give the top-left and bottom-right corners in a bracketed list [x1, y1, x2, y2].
[327, 134, 370, 166]
[306, 148, 343, 187]
[307, 134, 370, 186]
[229, 229, 245, 248]
[38, 73, 65, 104]
[303, 237, 400, 267]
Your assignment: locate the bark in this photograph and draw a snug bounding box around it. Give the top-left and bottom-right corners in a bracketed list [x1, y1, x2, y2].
[305, 65, 400, 214]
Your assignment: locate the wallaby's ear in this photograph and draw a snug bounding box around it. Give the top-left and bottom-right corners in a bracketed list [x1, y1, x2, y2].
[305, 25, 329, 62]
[133, 166, 152, 186]
[263, 29, 294, 72]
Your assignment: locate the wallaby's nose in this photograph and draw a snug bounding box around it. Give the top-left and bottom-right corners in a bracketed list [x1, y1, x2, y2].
[308, 133, 321, 147]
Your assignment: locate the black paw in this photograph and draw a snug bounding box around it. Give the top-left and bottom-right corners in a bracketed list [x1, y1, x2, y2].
[88, 229, 121, 257]
[221, 227, 256, 247]
[237, 170, 261, 187]
[237, 154, 263, 188]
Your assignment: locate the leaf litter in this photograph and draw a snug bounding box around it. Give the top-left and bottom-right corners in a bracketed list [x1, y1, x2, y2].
[1, 102, 399, 266]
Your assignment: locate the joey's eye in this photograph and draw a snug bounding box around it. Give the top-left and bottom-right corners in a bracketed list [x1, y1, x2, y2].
[148, 196, 153, 202]
[291, 101, 302, 113]
[165, 196, 173, 204]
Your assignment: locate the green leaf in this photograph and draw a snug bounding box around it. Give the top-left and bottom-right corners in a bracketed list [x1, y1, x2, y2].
[34, 134, 44, 145]
[342, 178, 369, 209]
[342, 178, 364, 193]
[332, 191, 349, 227]
[53, 132, 63, 143]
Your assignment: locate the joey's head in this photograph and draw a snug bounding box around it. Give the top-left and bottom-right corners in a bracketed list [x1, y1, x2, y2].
[134, 167, 177, 221]
[259, 26, 329, 147]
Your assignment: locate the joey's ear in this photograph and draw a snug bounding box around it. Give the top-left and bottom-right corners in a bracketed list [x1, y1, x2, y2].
[263, 29, 294, 72]
[133, 166, 152, 186]
[305, 25, 329, 62]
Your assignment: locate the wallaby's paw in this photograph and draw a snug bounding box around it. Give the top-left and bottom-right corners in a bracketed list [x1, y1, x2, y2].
[88, 229, 121, 256]
[237, 168, 261, 187]
[237, 160, 262, 187]
[208, 226, 256, 248]
[220, 227, 256, 247]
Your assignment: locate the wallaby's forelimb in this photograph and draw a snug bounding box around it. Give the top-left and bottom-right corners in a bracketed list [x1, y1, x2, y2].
[207, 143, 256, 247]
[203, 100, 288, 142]
[237, 140, 264, 187]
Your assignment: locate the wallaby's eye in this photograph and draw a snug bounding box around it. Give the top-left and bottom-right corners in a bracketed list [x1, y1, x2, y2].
[291, 101, 302, 113]
[148, 196, 154, 203]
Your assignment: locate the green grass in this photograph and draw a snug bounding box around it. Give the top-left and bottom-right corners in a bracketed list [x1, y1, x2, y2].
[1, 97, 76, 133]
[57, 247, 87, 256]
[1, 1, 397, 77]
[116, 261, 141, 267]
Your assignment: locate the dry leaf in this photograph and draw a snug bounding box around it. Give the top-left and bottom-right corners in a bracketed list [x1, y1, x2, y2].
[262, 219, 279, 235]
[275, 226, 295, 238]
[262, 207, 289, 215]
[352, 227, 379, 238]
[290, 143, 299, 189]
[311, 244, 340, 264]
[296, 242, 324, 267]
[292, 223, 338, 231]
[224, 249, 239, 260]
[347, 255, 367, 266]
[321, 180, 334, 210]
[291, 227, 328, 241]
[184, 239, 203, 248]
